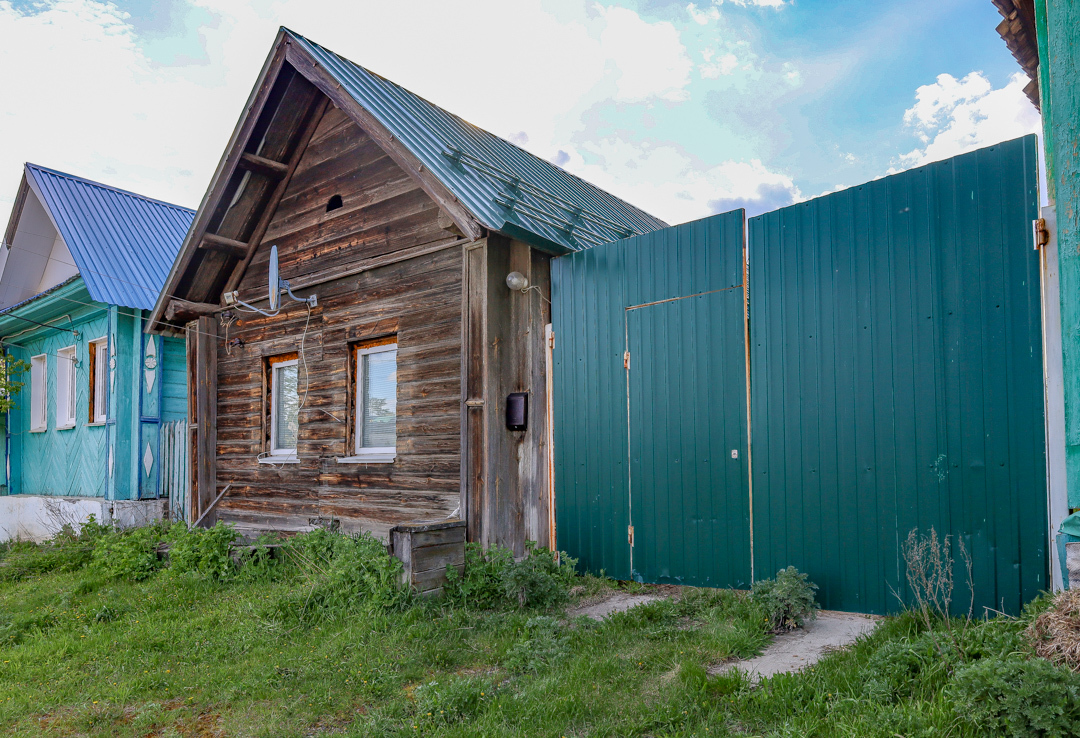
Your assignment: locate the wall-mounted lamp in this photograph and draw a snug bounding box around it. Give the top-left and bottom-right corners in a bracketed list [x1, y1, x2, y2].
[506, 271, 529, 291]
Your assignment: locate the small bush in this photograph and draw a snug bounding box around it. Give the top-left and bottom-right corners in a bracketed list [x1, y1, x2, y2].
[950, 656, 1080, 737]
[750, 566, 818, 632]
[167, 522, 239, 580]
[503, 615, 570, 672]
[91, 524, 167, 581]
[860, 634, 952, 703]
[444, 542, 578, 610]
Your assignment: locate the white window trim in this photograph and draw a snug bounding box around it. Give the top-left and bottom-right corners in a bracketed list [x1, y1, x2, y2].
[90, 337, 108, 424]
[29, 354, 47, 432]
[269, 358, 299, 458]
[342, 342, 397, 464]
[55, 345, 76, 429]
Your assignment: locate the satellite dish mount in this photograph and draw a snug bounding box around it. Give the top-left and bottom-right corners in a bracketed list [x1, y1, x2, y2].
[222, 244, 317, 315]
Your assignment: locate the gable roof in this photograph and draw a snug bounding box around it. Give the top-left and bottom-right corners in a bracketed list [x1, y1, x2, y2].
[16, 164, 194, 311]
[150, 28, 666, 330]
[287, 31, 668, 252]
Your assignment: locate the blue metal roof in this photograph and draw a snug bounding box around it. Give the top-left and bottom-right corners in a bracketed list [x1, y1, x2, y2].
[25, 164, 195, 312]
[288, 30, 668, 253]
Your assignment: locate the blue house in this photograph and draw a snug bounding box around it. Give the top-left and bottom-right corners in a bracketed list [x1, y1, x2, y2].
[0, 164, 194, 540]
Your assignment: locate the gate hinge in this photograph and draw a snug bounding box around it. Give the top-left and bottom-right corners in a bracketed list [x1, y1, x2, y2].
[1034, 217, 1049, 251]
[623, 351, 630, 370]
[548, 331, 555, 349]
[628, 525, 634, 546]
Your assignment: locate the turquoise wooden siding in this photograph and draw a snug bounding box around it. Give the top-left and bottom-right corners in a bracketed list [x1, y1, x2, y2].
[1, 279, 188, 502]
[4, 283, 110, 498]
[161, 336, 188, 422]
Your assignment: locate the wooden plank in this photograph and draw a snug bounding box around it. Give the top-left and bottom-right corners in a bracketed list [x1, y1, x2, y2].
[2, 174, 29, 251]
[411, 541, 465, 573]
[461, 239, 487, 543]
[284, 43, 483, 243]
[201, 233, 249, 258]
[239, 152, 289, 179]
[222, 95, 331, 295]
[195, 316, 218, 526]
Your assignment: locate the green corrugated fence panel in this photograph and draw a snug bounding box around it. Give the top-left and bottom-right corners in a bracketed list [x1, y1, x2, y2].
[552, 210, 747, 583]
[749, 135, 1046, 614]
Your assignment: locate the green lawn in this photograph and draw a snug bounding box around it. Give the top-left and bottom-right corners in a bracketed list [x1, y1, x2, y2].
[0, 527, 1069, 737]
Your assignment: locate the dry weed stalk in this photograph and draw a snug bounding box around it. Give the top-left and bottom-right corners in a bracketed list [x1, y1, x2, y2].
[900, 527, 974, 660]
[1028, 590, 1080, 672]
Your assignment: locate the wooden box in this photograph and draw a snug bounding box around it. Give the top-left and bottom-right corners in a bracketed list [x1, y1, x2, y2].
[390, 519, 466, 597]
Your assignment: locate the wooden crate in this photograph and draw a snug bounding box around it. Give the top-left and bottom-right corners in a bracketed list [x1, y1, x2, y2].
[390, 519, 466, 597]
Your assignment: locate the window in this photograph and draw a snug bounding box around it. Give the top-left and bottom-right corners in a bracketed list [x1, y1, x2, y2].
[29, 354, 46, 432]
[55, 345, 76, 428]
[346, 339, 397, 463]
[88, 337, 108, 424]
[267, 353, 299, 461]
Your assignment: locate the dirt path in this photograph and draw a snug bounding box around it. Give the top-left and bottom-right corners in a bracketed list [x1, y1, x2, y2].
[710, 610, 879, 681]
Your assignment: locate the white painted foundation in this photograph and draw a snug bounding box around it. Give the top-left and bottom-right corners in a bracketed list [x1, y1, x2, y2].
[0, 496, 167, 543]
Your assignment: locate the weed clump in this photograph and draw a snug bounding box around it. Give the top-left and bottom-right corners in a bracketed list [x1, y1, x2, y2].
[91, 523, 168, 581]
[503, 615, 570, 672]
[950, 655, 1080, 737]
[267, 529, 409, 625]
[413, 675, 499, 725]
[166, 522, 239, 580]
[0, 516, 108, 581]
[750, 566, 818, 632]
[444, 542, 577, 610]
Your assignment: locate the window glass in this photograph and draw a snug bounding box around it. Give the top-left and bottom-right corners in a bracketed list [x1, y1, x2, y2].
[56, 346, 76, 426]
[30, 354, 46, 431]
[273, 362, 299, 452]
[360, 347, 396, 449]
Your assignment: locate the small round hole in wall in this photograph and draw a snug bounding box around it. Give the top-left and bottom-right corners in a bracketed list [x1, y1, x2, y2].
[326, 194, 343, 212]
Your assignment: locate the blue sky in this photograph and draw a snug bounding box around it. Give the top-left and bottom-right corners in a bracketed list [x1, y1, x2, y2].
[0, 0, 1039, 224]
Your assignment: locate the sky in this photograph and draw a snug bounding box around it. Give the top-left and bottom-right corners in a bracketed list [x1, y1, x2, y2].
[0, 0, 1042, 226]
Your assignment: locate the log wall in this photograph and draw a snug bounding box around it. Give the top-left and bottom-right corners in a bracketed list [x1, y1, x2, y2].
[213, 103, 464, 539]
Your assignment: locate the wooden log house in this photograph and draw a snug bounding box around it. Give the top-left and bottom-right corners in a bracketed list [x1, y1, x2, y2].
[148, 28, 667, 553]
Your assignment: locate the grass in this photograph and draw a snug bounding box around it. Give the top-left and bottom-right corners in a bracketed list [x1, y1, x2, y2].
[0, 530, 1057, 737]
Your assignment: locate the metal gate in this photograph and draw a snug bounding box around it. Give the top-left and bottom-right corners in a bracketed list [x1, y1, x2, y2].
[552, 211, 747, 583]
[552, 135, 1048, 614]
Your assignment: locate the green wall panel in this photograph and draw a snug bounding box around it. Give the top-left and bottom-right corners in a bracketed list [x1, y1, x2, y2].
[749, 135, 1046, 614]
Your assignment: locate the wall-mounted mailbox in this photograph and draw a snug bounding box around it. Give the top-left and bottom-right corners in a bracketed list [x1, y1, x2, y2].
[506, 392, 528, 431]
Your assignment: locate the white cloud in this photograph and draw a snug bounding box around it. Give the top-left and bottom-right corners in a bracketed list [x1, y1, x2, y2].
[898, 71, 1041, 168]
[559, 138, 801, 223]
[596, 5, 692, 103]
[0, 0, 697, 213]
[700, 50, 739, 79]
[687, 3, 721, 24]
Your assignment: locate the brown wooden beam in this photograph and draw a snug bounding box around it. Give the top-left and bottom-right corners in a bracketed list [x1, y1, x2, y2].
[239, 152, 290, 179]
[189, 316, 218, 527]
[2, 174, 29, 250]
[148, 31, 290, 329]
[201, 232, 249, 258]
[166, 299, 220, 322]
[223, 95, 331, 295]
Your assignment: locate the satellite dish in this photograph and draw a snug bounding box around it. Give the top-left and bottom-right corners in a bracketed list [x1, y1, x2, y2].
[268, 244, 280, 311]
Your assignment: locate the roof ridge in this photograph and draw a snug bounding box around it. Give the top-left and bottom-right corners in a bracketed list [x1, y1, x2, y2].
[284, 30, 664, 226]
[25, 163, 195, 215]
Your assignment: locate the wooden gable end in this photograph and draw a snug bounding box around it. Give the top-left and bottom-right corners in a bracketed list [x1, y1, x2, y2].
[236, 105, 452, 299]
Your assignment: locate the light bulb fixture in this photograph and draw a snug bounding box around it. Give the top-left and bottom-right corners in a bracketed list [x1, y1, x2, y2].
[506, 271, 529, 291]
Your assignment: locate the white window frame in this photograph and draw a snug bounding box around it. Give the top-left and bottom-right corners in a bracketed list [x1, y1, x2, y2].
[338, 342, 397, 464]
[55, 345, 76, 429]
[29, 354, 47, 432]
[89, 337, 108, 424]
[265, 357, 299, 463]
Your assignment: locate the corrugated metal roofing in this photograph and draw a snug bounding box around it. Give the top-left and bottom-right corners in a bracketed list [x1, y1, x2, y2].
[288, 30, 668, 253]
[25, 164, 195, 312]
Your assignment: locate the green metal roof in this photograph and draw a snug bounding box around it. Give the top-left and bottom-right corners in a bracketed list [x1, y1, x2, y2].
[287, 30, 668, 253]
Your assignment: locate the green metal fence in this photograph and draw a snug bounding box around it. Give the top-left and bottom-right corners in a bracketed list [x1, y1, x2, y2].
[552, 135, 1048, 614]
[749, 134, 1046, 614]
